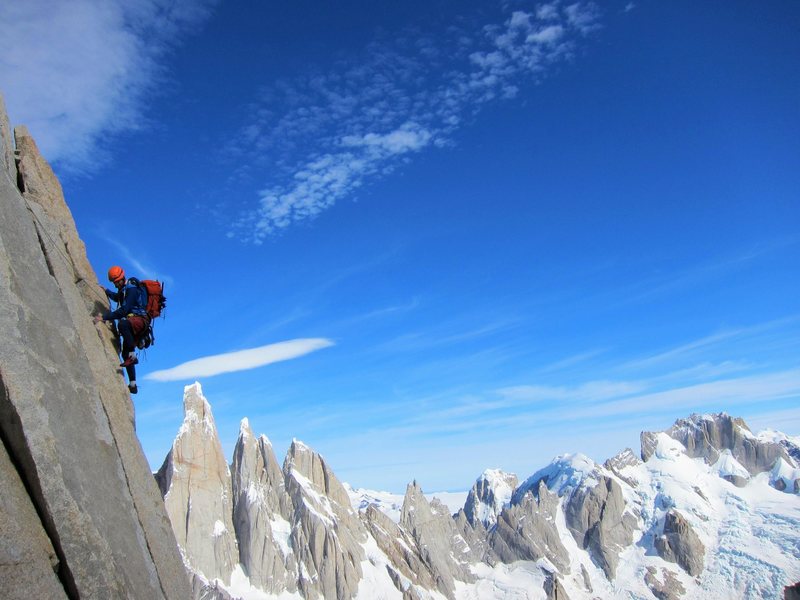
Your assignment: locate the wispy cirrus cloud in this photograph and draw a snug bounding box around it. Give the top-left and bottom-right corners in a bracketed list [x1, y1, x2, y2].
[0, 0, 217, 173]
[95, 227, 174, 285]
[619, 315, 800, 371]
[230, 2, 601, 241]
[146, 338, 334, 382]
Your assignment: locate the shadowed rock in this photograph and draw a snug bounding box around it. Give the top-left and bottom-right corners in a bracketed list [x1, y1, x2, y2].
[400, 481, 476, 599]
[565, 474, 636, 579]
[604, 448, 642, 487]
[463, 469, 518, 528]
[362, 503, 440, 595]
[543, 570, 571, 600]
[645, 566, 686, 600]
[490, 480, 569, 572]
[654, 509, 705, 576]
[641, 413, 792, 476]
[231, 419, 297, 593]
[284, 440, 367, 599]
[0, 440, 66, 600]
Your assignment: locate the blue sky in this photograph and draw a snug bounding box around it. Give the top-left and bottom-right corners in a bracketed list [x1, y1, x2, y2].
[1, 0, 798, 492]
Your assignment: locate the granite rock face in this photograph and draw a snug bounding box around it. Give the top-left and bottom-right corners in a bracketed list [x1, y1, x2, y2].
[0, 94, 15, 181]
[0, 440, 66, 600]
[543, 571, 571, 600]
[362, 503, 442, 595]
[0, 93, 190, 598]
[645, 566, 686, 600]
[654, 509, 705, 576]
[283, 440, 367, 599]
[156, 383, 239, 585]
[564, 474, 636, 579]
[231, 419, 297, 593]
[400, 481, 477, 599]
[604, 448, 642, 487]
[490, 480, 570, 572]
[641, 413, 793, 476]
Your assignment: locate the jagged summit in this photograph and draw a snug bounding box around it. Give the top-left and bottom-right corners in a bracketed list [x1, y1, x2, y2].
[512, 452, 601, 504]
[641, 411, 793, 477]
[156, 384, 238, 585]
[180, 381, 218, 436]
[154, 383, 800, 599]
[463, 468, 517, 528]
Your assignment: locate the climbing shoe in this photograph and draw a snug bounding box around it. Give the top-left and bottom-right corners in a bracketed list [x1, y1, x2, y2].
[128, 383, 138, 394]
[120, 353, 138, 368]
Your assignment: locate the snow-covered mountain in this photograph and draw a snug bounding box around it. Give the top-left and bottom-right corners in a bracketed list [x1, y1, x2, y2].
[345, 484, 468, 523]
[160, 384, 800, 600]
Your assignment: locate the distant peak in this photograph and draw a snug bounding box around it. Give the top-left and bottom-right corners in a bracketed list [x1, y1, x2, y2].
[479, 468, 516, 482]
[184, 381, 204, 395]
[291, 438, 311, 452]
[180, 383, 216, 437]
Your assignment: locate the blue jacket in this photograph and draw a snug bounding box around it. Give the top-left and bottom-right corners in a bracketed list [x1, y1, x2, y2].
[104, 282, 148, 321]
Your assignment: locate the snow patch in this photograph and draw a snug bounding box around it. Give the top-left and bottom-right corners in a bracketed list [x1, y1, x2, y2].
[226, 564, 302, 600]
[270, 515, 293, 558]
[212, 520, 226, 537]
[770, 457, 800, 493]
[355, 534, 406, 599]
[713, 450, 750, 481]
[456, 561, 547, 599]
[654, 432, 687, 461]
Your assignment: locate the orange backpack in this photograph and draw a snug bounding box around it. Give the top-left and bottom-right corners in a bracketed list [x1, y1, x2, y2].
[140, 279, 166, 320]
[128, 278, 166, 320]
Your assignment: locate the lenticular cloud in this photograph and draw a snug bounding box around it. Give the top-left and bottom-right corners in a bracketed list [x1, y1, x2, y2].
[146, 338, 334, 381]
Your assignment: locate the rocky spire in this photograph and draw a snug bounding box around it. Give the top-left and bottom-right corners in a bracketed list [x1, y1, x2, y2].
[283, 440, 367, 599]
[399, 481, 476, 599]
[0, 93, 15, 181]
[230, 418, 297, 593]
[156, 383, 238, 585]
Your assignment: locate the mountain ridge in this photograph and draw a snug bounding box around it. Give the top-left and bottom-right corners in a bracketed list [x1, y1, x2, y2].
[163, 382, 800, 600]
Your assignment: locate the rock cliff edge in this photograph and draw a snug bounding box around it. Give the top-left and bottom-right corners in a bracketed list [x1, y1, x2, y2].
[0, 93, 191, 600]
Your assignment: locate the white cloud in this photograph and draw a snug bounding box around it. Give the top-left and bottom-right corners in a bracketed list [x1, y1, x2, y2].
[619, 315, 800, 371]
[341, 123, 432, 154]
[527, 25, 565, 45]
[573, 368, 800, 420]
[537, 4, 561, 21]
[231, 3, 601, 241]
[497, 380, 647, 404]
[0, 0, 216, 173]
[145, 338, 334, 381]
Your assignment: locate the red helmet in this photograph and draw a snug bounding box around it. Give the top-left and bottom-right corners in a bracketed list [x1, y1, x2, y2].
[107, 265, 125, 285]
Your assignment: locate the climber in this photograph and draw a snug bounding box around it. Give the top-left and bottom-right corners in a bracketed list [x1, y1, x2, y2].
[93, 265, 148, 394]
